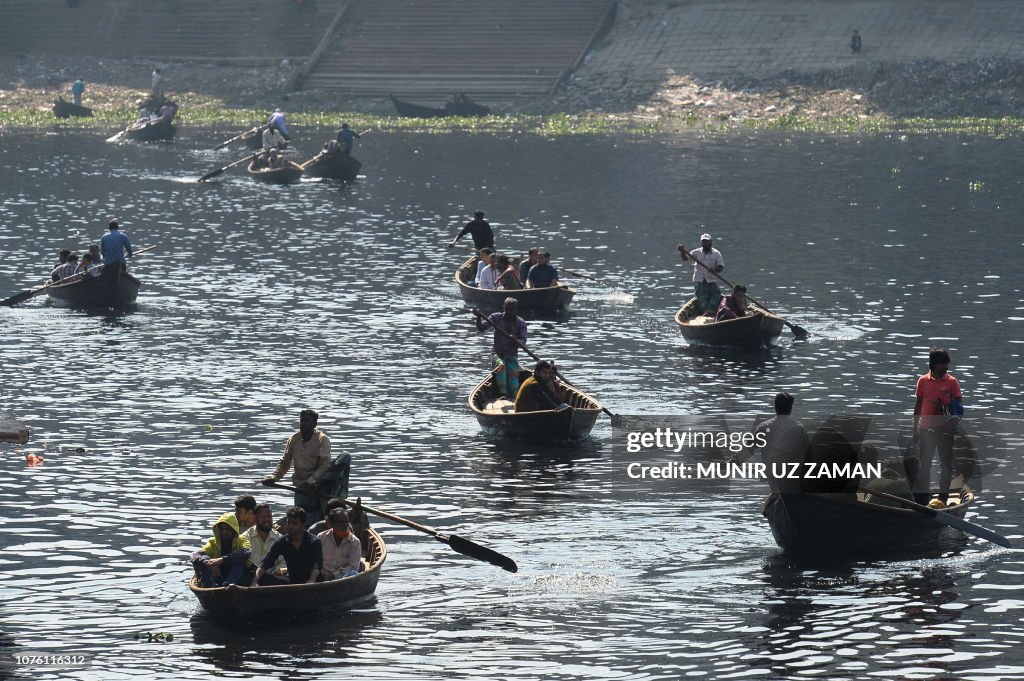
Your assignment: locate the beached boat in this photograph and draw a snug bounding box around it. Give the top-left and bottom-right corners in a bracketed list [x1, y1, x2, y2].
[53, 98, 92, 118]
[247, 160, 303, 184]
[188, 528, 386, 622]
[390, 94, 491, 118]
[468, 368, 602, 441]
[763, 484, 974, 554]
[46, 268, 140, 308]
[674, 297, 785, 348]
[455, 256, 575, 312]
[301, 152, 362, 181]
[124, 116, 176, 142]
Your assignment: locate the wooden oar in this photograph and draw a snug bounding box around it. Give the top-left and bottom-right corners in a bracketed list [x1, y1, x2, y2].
[1, 244, 157, 307]
[266, 481, 518, 573]
[561, 268, 623, 291]
[472, 307, 614, 418]
[678, 244, 809, 338]
[213, 126, 260, 150]
[856, 486, 1011, 548]
[198, 153, 256, 182]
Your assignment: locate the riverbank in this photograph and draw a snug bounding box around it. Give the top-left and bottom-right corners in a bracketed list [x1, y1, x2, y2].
[4, 53, 1024, 135]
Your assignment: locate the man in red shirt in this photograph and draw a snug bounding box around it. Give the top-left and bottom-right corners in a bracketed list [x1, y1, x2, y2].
[912, 347, 963, 506]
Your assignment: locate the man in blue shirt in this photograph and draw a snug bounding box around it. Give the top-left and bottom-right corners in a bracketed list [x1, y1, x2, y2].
[336, 123, 360, 155]
[100, 220, 133, 272]
[72, 79, 85, 106]
[526, 251, 560, 289]
[268, 109, 291, 142]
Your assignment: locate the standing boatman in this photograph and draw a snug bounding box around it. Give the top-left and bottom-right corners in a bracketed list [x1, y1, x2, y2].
[100, 220, 133, 274]
[474, 298, 528, 400]
[262, 409, 331, 516]
[678, 232, 725, 316]
[449, 210, 495, 251]
[267, 109, 292, 143]
[336, 123, 360, 155]
[71, 78, 85, 106]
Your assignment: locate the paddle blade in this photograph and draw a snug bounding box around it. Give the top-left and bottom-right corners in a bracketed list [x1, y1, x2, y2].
[934, 511, 1012, 548]
[0, 289, 35, 307]
[787, 322, 810, 338]
[444, 533, 518, 573]
[198, 167, 225, 182]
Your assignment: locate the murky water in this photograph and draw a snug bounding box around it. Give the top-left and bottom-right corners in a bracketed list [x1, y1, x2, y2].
[0, 127, 1021, 679]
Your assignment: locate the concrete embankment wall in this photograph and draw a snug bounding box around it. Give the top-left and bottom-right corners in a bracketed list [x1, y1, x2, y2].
[581, 0, 1024, 89]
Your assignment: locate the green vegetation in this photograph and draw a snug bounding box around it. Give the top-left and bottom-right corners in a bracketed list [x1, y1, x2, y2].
[3, 104, 1023, 138]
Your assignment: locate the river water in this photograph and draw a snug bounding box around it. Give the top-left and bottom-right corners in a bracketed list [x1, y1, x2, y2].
[0, 127, 1021, 680]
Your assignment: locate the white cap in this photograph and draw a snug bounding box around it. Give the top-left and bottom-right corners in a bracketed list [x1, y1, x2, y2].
[700, 233, 712, 241]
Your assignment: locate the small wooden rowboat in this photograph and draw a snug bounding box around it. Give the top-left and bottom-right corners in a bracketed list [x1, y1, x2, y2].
[189, 528, 386, 622]
[468, 368, 602, 441]
[674, 297, 785, 348]
[390, 94, 491, 118]
[456, 256, 575, 312]
[247, 160, 304, 184]
[241, 127, 264, 150]
[301, 152, 362, 181]
[46, 267, 140, 308]
[124, 116, 176, 142]
[53, 98, 93, 118]
[763, 483, 974, 554]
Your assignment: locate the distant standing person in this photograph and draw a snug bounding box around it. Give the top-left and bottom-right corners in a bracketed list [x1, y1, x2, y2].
[71, 78, 85, 106]
[449, 210, 494, 251]
[100, 220, 133, 273]
[678, 233, 724, 316]
[336, 123, 360, 155]
[268, 109, 291, 142]
[912, 346, 963, 507]
[474, 298, 528, 400]
[850, 30, 862, 53]
[752, 392, 811, 494]
[151, 68, 163, 98]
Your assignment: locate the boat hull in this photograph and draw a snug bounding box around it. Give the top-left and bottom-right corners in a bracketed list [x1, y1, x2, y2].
[46, 268, 140, 308]
[674, 298, 784, 347]
[302, 153, 361, 181]
[125, 118, 176, 142]
[468, 369, 601, 441]
[189, 529, 386, 622]
[390, 94, 490, 118]
[53, 100, 92, 118]
[763, 487, 972, 554]
[247, 161, 303, 184]
[456, 256, 575, 312]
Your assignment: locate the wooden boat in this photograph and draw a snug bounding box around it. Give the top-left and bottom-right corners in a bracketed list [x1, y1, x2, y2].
[301, 152, 362, 181]
[53, 98, 92, 118]
[124, 116, 176, 142]
[390, 94, 491, 118]
[46, 267, 140, 308]
[763, 483, 974, 554]
[247, 160, 304, 184]
[455, 256, 575, 312]
[468, 368, 602, 441]
[674, 297, 785, 348]
[242, 127, 264, 150]
[189, 528, 386, 622]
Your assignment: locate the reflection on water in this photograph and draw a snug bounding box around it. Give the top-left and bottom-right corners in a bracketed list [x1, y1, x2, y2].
[0, 129, 1021, 678]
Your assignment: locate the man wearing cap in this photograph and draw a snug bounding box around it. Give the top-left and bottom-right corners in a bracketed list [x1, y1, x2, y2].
[449, 210, 495, 251]
[318, 507, 362, 580]
[100, 220, 133, 273]
[679, 233, 725, 315]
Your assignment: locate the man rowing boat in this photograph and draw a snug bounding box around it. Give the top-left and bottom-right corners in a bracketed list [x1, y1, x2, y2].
[679, 233, 724, 315]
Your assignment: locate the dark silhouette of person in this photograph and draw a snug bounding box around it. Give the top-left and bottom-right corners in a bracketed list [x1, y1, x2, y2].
[851, 30, 862, 53]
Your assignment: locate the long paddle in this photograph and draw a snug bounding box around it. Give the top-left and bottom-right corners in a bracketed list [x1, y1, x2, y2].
[1, 244, 157, 307]
[198, 153, 256, 182]
[266, 481, 518, 573]
[213, 126, 260, 150]
[678, 244, 809, 338]
[856, 486, 1011, 548]
[472, 307, 614, 418]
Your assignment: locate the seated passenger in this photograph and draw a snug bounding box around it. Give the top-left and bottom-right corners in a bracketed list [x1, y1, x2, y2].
[234, 494, 257, 533]
[478, 252, 499, 290]
[251, 506, 322, 586]
[496, 254, 522, 290]
[318, 507, 362, 580]
[51, 248, 72, 281]
[526, 252, 560, 289]
[241, 502, 286, 579]
[474, 248, 493, 286]
[515, 360, 569, 413]
[190, 512, 251, 587]
[267, 149, 286, 169]
[76, 253, 100, 278]
[308, 497, 347, 535]
[714, 284, 748, 322]
[51, 253, 79, 280]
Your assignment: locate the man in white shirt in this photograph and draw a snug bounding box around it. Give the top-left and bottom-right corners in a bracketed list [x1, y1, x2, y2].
[318, 508, 362, 580]
[679, 232, 725, 315]
[242, 503, 286, 577]
[478, 251, 500, 290]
